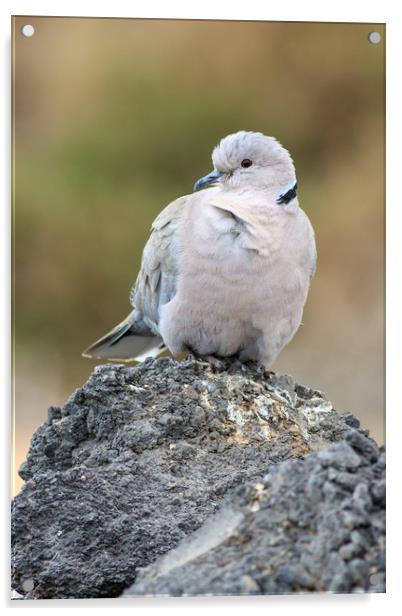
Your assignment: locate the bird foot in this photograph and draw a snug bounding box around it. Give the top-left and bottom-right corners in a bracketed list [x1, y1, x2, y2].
[185, 351, 227, 371]
[203, 355, 227, 371]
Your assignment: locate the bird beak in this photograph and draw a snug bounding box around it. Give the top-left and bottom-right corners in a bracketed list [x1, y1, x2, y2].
[193, 169, 222, 192]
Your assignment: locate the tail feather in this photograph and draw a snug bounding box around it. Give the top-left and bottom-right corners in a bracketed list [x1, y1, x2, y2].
[82, 312, 165, 361]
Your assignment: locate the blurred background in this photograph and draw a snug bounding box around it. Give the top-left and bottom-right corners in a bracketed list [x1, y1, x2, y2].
[12, 17, 385, 494]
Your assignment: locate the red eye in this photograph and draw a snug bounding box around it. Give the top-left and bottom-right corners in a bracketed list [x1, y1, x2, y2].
[241, 159, 252, 168]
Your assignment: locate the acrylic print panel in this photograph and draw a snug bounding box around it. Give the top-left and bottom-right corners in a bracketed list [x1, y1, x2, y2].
[12, 17, 385, 599]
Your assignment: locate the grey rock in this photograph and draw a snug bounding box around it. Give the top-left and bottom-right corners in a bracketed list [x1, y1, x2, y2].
[127, 437, 385, 596]
[11, 357, 384, 599]
[317, 441, 361, 470]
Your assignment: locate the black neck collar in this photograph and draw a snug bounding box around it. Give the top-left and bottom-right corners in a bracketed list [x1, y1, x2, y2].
[276, 182, 298, 205]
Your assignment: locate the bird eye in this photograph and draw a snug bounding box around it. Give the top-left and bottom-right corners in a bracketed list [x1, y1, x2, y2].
[241, 159, 252, 168]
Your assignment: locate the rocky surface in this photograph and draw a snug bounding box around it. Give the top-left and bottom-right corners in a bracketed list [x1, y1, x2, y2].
[11, 357, 385, 599]
[127, 435, 385, 596]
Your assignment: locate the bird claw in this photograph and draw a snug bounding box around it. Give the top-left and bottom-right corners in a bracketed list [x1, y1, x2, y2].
[184, 350, 226, 371]
[203, 355, 227, 371]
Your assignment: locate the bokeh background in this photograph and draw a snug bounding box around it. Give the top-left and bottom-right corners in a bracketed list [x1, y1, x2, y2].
[12, 17, 385, 494]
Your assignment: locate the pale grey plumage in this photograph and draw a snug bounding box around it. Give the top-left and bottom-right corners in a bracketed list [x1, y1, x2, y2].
[83, 130, 316, 366]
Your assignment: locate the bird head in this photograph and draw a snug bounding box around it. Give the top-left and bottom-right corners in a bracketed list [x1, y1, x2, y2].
[193, 131, 296, 196]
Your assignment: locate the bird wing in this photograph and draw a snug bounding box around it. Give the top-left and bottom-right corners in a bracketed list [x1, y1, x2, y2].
[129, 195, 187, 332]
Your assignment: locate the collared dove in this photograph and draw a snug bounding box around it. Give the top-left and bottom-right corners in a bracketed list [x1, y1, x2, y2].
[83, 131, 316, 366]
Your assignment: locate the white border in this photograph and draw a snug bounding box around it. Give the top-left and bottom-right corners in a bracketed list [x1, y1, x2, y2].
[1, 0, 392, 22]
[2, 0, 401, 613]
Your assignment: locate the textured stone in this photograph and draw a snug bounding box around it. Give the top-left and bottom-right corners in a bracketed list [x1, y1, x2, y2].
[11, 357, 384, 599]
[127, 439, 385, 596]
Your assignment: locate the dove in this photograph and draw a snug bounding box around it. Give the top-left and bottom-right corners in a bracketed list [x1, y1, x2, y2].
[83, 130, 317, 367]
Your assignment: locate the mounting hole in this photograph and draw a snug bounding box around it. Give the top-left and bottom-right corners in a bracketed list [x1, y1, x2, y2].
[21, 24, 35, 38]
[368, 31, 381, 44]
[21, 578, 34, 592]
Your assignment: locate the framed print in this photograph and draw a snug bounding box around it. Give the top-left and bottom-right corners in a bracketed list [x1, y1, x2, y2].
[11, 16, 385, 599]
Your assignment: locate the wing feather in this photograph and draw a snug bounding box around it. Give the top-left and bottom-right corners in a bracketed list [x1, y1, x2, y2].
[130, 195, 187, 332]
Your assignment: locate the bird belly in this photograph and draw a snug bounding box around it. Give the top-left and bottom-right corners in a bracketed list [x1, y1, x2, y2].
[158, 252, 309, 363]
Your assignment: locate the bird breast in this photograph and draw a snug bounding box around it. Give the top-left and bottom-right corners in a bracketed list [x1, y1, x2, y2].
[157, 189, 315, 358]
[175, 193, 311, 310]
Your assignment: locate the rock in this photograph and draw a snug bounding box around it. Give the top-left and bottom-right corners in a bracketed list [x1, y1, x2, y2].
[127, 439, 385, 596]
[317, 441, 362, 470]
[11, 357, 384, 599]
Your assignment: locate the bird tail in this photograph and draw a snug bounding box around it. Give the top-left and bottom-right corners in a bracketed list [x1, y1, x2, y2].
[82, 311, 165, 361]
